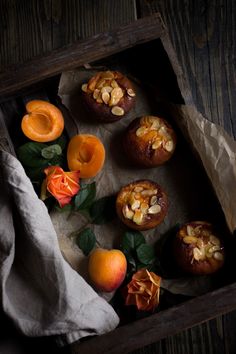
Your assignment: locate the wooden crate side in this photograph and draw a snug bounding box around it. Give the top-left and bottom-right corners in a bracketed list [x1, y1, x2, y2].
[0, 13, 165, 98]
[71, 282, 236, 354]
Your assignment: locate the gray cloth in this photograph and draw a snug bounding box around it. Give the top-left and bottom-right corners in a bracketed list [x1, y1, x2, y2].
[0, 150, 119, 345]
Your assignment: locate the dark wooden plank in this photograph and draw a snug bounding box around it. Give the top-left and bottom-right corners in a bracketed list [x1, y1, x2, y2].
[0, 0, 53, 69]
[137, 0, 236, 139]
[51, 0, 137, 48]
[71, 282, 236, 354]
[0, 13, 165, 98]
[223, 310, 236, 354]
[0, 0, 136, 71]
[161, 316, 225, 354]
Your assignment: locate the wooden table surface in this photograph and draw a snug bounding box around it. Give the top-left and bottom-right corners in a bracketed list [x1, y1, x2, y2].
[0, 1, 235, 353]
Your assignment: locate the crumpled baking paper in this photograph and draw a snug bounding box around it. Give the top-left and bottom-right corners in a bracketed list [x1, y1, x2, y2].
[55, 68, 236, 296]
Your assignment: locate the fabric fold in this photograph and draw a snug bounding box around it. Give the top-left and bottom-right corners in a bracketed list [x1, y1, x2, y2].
[0, 150, 119, 345]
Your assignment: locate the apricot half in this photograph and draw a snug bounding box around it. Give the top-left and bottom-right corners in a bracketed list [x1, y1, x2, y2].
[67, 134, 105, 178]
[21, 100, 64, 142]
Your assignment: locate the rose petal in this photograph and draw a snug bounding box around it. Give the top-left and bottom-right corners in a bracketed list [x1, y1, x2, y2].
[125, 269, 162, 312]
[44, 165, 80, 207]
[58, 196, 73, 208]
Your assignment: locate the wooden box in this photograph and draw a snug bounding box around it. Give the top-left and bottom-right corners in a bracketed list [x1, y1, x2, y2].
[1, 13, 236, 354]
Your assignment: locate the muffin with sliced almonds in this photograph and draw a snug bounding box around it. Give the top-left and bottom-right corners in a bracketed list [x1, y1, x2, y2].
[173, 221, 225, 275]
[116, 180, 168, 231]
[124, 115, 177, 167]
[81, 70, 136, 122]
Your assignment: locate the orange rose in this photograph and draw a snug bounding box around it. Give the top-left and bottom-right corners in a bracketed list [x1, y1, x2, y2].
[44, 166, 80, 207]
[125, 269, 161, 312]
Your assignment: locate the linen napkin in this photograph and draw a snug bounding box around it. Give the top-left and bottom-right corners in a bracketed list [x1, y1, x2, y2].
[0, 148, 119, 345]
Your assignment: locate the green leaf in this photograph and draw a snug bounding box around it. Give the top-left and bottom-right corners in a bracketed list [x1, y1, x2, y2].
[124, 252, 138, 279]
[17, 142, 47, 168]
[121, 231, 145, 253]
[89, 195, 116, 224]
[76, 228, 96, 256]
[41, 144, 62, 159]
[136, 244, 155, 265]
[74, 182, 96, 211]
[136, 263, 148, 270]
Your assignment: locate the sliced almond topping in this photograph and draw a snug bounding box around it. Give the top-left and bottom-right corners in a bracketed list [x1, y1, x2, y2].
[88, 76, 99, 91]
[128, 193, 136, 205]
[134, 192, 141, 200]
[164, 140, 174, 152]
[134, 186, 144, 193]
[142, 116, 153, 126]
[152, 139, 162, 150]
[109, 96, 121, 106]
[196, 238, 204, 248]
[81, 83, 88, 92]
[122, 205, 134, 220]
[213, 252, 224, 261]
[183, 236, 198, 244]
[186, 225, 194, 237]
[208, 245, 221, 253]
[150, 119, 160, 130]
[96, 78, 106, 89]
[101, 91, 110, 104]
[193, 247, 205, 261]
[141, 189, 157, 197]
[93, 89, 100, 100]
[127, 88, 136, 97]
[150, 196, 157, 205]
[109, 87, 124, 106]
[100, 71, 114, 79]
[209, 235, 220, 246]
[96, 95, 103, 104]
[136, 126, 148, 137]
[159, 125, 167, 134]
[131, 200, 141, 211]
[140, 202, 149, 213]
[111, 106, 124, 116]
[133, 210, 144, 225]
[101, 86, 113, 94]
[111, 79, 119, 88]
[148, 204, 161, 214]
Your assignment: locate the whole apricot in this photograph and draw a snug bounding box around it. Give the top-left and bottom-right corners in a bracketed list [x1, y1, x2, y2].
[21, 100, 64, 142]
[88, 248, 127, 292]
[67, 134, 105, 178]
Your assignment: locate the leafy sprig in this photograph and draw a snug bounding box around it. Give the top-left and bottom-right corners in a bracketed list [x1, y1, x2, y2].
[121, 230, 160, 278]
[17, 135, 67, 181]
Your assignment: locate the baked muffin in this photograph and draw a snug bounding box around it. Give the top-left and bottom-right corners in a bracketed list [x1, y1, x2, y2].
[116, 180, 168, 231]
[124, 115, 176, 167]
[81, 70, 136, 122]
[173, 221, 225, 275]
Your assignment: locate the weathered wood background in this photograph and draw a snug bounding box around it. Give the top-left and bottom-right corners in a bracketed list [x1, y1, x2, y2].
[0, 0, 236, 353]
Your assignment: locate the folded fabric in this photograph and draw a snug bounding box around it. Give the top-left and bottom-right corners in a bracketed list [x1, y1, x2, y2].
[0, 150, 119, 345]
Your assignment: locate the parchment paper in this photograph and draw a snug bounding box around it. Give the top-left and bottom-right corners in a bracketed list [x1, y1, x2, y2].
[53, 68, 236, 295]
